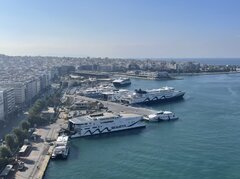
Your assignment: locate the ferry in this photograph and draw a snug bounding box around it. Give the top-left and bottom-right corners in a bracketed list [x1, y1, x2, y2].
[68, 112, 145, 138]
[113, 78, 131, 87]
[147, 111, 178, 122]
[79, 84, 115, 99]
[51, 135, 70, 159]
[81, 88, 103, 99]
[121, 86, 185, 105]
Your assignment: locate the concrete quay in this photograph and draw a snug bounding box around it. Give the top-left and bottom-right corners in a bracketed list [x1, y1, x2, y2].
[75, 96, 156, 116]
[14, 117, 66, 179]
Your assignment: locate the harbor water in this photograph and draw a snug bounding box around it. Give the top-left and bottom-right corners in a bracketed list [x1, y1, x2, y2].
[45, 73, 240, 179]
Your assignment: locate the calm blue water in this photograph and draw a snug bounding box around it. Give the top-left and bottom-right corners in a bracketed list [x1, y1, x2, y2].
[164, 58, 240, 65]
[193, 58, 240, 65]
[45, 73, 240, 179]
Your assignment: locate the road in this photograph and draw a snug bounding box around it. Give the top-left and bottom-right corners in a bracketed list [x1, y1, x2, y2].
[15, 117, 66, 179]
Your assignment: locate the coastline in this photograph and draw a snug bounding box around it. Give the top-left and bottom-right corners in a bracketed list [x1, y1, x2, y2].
[39, 71, 240, 178]
[112, 71, 240, 80]
[41, 97, 155, 178]
[171, 71, 240, 77]
[113, 74, 180, 80]
[44, 74, 240, 179]
[36, 146, 54, 179]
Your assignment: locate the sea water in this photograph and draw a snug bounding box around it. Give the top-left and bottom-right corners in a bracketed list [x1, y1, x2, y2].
[45, 73, 240, 179]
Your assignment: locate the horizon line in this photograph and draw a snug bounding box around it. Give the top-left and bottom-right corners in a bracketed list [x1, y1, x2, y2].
[1, 53, 240, 60]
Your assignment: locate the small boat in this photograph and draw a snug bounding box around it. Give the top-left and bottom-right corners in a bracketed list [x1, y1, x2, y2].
[51, 145, 70, 159]
[147, 111, 178, 121]
[51, 135, 70, 159]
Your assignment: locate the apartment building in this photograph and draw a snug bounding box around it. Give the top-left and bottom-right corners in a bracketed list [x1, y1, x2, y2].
[0, 82, 26, 105]
[2, 88, 15, 117]
[0, 91, 4, 121]
[25, 79, 38, 104]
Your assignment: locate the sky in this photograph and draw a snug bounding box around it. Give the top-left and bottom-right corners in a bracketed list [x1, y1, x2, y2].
[0, 0, 240, 58]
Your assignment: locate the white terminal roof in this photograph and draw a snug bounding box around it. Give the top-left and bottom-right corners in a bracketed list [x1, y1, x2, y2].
[69, 112, 141, 124]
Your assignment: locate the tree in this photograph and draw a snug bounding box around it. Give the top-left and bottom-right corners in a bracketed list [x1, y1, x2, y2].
[28, 115, 45, 127]
[13, 128, 27, 145]
[21, 120, 30, 131]
[28, 99, 45, 117]
[0, 146, 11, 158]
[4, 134, 15, 152]
[0, 158, 9, 171]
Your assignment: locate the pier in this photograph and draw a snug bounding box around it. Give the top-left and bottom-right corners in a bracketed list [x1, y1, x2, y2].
[75, 96, 156, 116]
[14, 96, 155, 179]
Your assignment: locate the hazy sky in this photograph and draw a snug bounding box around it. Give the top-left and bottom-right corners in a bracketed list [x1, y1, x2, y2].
[0, 0, 240, 58]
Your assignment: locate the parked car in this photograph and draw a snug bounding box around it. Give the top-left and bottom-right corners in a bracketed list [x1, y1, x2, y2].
[18, 161, 25, 171]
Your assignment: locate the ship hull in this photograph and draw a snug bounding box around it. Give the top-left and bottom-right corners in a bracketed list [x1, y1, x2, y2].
[126, 92, 185, 105]
[113, 82, 131, 87]
[51, 150, 69, 160]
[70, 122, 146, 138]
[148, 116, 179, 122]
[51, 154, 68, 160]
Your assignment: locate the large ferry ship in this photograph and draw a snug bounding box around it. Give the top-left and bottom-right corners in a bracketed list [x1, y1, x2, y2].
[68, 112, 145, 138]
[112, 78, 131, 87]
[121, 86, 185, 105]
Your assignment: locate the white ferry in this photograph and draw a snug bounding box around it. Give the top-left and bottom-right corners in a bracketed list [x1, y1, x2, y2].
[81, 88, 103, 98]
[147, 111, 178, 122]
[113, 78, 131, 87]
[68, 112, 145, 138]
[51, 135, 70, 159]
[121, 86, 185, 105]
